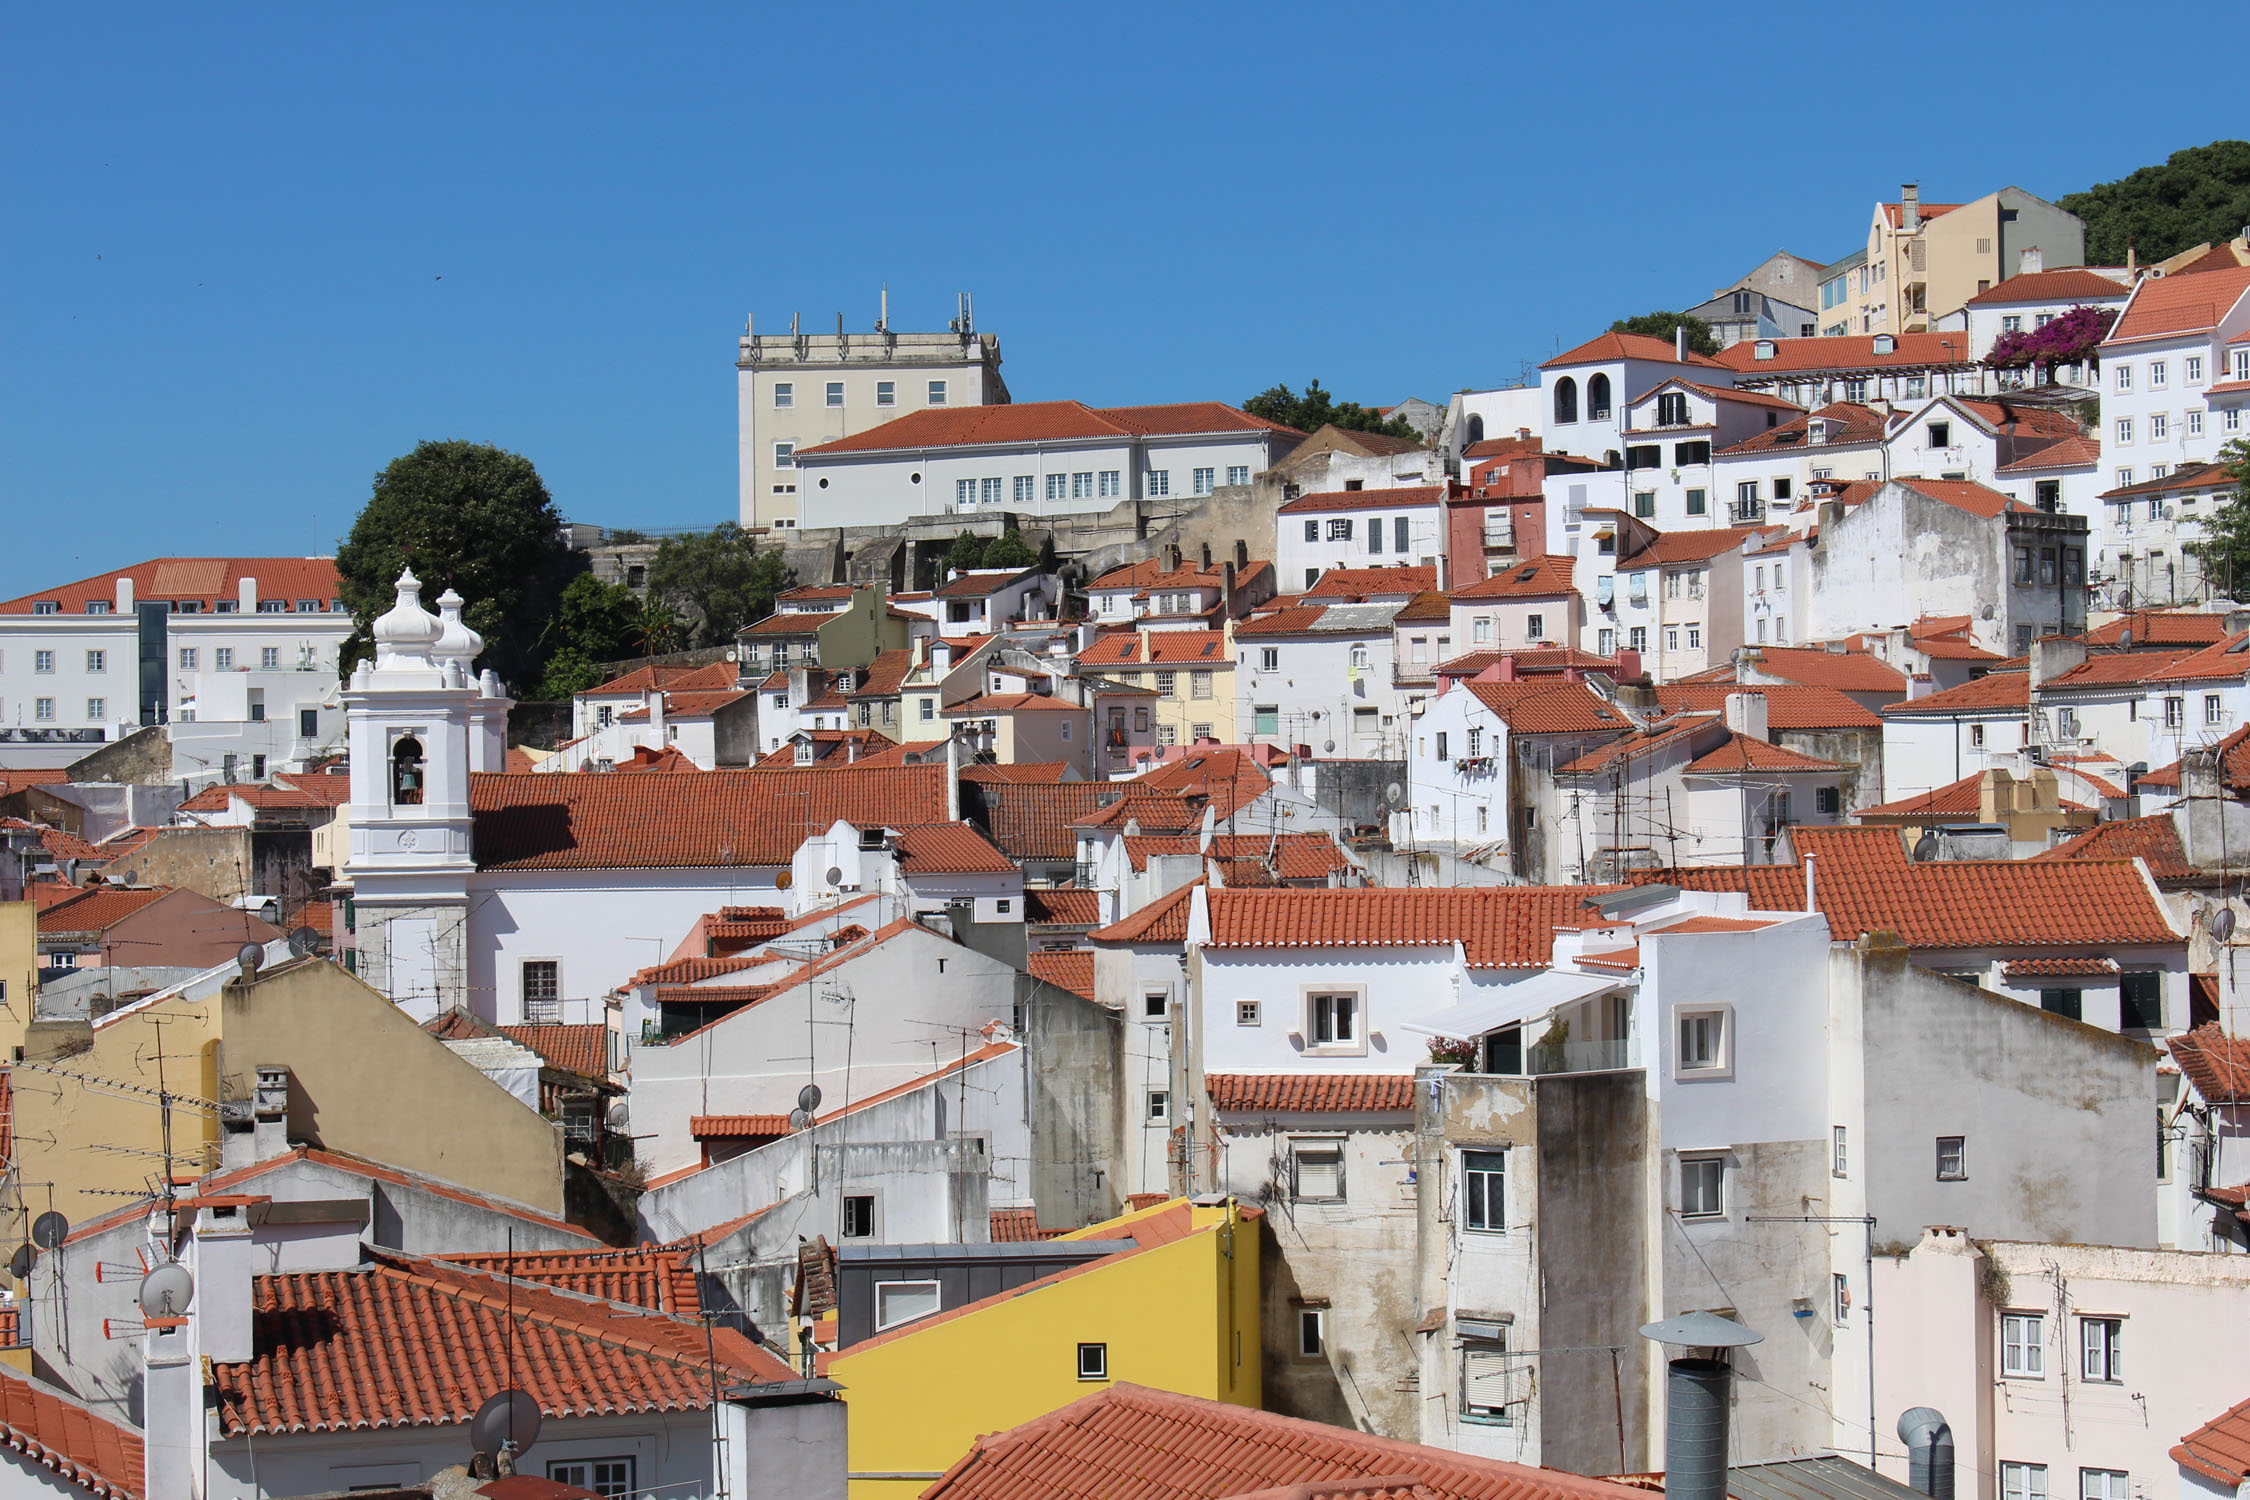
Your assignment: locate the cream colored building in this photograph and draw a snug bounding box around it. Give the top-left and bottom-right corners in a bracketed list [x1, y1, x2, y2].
[1827, 184, 2086, 337]
[736, 292, 1008, 531]
[1070, 627, 1237, 746]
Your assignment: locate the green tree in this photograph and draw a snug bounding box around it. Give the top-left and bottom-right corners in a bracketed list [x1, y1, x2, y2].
[946, 530, 989, 573]
[335, 439, 575, 689]
[2060, 141, 2250, 266]
[1608, 311, 1721, 357]
[520, 573, 643, 700]
[985, 528, 1039, 569]
[1240, 380, 1422, 440]
[2189, 438, 2250, 601]
[645, 525, 792, 647]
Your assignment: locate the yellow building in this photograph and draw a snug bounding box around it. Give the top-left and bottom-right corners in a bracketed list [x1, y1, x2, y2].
[824, 1197, 1262, 1500]
[1827, 184, 2087, 336]
[1073, 628, 1238, 747]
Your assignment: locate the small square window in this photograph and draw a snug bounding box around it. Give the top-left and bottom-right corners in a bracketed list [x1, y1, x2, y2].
[1236, 1001, 1261, 1026]
[1675, 1007, 1729, 1075]
[826, 380, 844, 407]
[85, 650, 106, 673]
[928, 379, 948, 405]
[1145, 1089, 1169, 1122]
[773, 382, 794, 408]
[842, 1195, 876, 1238]
[1077, 1342, 1108, 1380]
[876, 380, 895, 406]
[1936, 1136, 1967, 1180]
[1291, 1141, 1344, 1202]
[1680, 1156, 1724, 1217]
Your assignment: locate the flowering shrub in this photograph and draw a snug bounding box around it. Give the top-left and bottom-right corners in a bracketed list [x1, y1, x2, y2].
[1983, 305, 2117, 373]
[1426, 1035, 1480, 1066]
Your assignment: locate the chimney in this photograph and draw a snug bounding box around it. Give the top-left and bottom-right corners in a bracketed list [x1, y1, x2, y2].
[1200, 542, 1212, 569]
[1613, 648, 1641, 683]
[1898, 1409, 1956, 1500]
[1901, 183, 1922, 233]
[1518, 427, 1531, 441]
[251, 1064, 290, 1163]
[237, 575, 258, 613]
[1165, 542, 1183, 572]
[1497, 655, 1518, 682]
[190, 1199, 256, 1363]
[1642, 1312, 1761, 1500]
[1234, 537, 1249, 570]
[2018, 246, 2044, 276]
[1724, 691, 1769, 742]
[116, 575, 135, 612]
[647, 689, 667, 745]
[1675, 325, 1689, 362]
[1222, 561, 1237, 617]
[2028, 635, 2087, 691]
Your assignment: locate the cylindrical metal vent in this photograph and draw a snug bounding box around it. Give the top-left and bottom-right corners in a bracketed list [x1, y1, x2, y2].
[1665, 1357, 1733, 1500]
[1898, 1408, 1955, 1500]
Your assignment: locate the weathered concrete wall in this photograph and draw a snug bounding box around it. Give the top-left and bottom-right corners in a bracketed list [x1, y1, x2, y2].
[1019, 975, 1124, 1230]
[66, 725, 172, 785]
[1780, 726, 1886, 812]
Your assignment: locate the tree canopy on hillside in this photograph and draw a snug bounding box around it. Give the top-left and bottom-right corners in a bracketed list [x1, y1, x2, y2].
[2059, 140, 2250, 265]
[1609, 311, 1721, 357]
[1242, 381, 1421, 441]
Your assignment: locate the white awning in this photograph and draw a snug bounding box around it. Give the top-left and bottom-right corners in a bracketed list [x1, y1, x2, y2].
[1400, 969, 1620, 1038]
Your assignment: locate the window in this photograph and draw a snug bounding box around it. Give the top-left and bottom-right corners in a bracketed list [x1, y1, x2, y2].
[1461, 1328, 1519, 1423]
[1291, 1140, 1344, 1201]
[1100, 470, 1121, 496]
[1816, 785, 1841, 815]
[178, 648, 197, 670]
[774, 440, 795, 469]
[1227, 464, 1249, 485]
[2120, 971, 2163, 1031]
[1146, 1089, 1169, 1121]
[2116, 365, 2132, 392]
[1553, 375, 1578, 424]
[1629, 626, 1647, 652]
[1297, 1308, 1325, 1358]
[299, 708, 318, 737]
[1191, 722, 1211, 740]
[1463, 1150, 1506, 1231]
[548, 1458, 635, 1499]
[1657, 391, 1689, 426]
[1832, 1125, 1848, 1177]
[1526, 612, 1544, 640]
[2189, 410, 2205, 437]
[2188, 356, 2205, 383]
[85, 649, 107, 673]
[1833, 1273, 1852, 1325]
[2079, 1473, 2127, 1500]
[1014, 475, 1035, 504]
[1936, 1135, 1967, 1180]
[1237, 1000, 1261, 1026]
[1326, 518, 1353, 541]
[1928, 421, 1951, 448]
[1146, 469, 1170, 497]
[1679, 1156, 1724, 1217]
[2003, 315, 2022, 335]
[842, 1194, 876, 1238]
[260, 647, 279, 669]
[1193, 467, 1215, 495]
[33, 698, 54, 722]
[876, 379, 895, 407]
[1676, 1007, 1728, 1074]
[2081, 1318, 2124, 1381]
[1686, 625, 1701, 650]
[85, 697, 105, 720]
[876, 1280, 942, 1331]
[2117, 468, 2134, 488]
[2165, 696, 2185, 729]
[2151, 413, 2169, 441]
[773, 382, 794, 408]
[2002, 1312, 2045, 1377]
[521, 960, 559, 1013]
[825, 379, 844, 407]
[957, 479, 976, 507]
[31, 600, 57, 615]
[1077, 1342, 1108, 1380]
[2041, 989, 2083, 1021]
[2208, 693, 2228, 726]
[1257, 647, 1280, 672]
[1254, 704, 1279, 736]
[2002, 1464, 2048, 1500]
[1635, 491, 1655, 518]
[981, 476, 1002, 505]
[2151, 360, 2168, 389]
[1189, 670, 1213, 700]
[1588, 372, 1612, 420]
[1309, 991, 1359, 1048]
[1737, 480, 1760, 509]
[2115, 418, 2132, 445]
[1686, 487, 1706, 516]
[33, 650, 53, 674]
[1047, 473, 1067, 502]
[927, 379, 948, 404]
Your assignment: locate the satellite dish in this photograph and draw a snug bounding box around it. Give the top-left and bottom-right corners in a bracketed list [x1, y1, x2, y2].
[30, 1213, 69, 1251]
[1639, 1310, 1763, 1348]
[823, 866, 845, 888]
[797, 1083, 824, 1112]
[2117, 629, 2135, 650]
[470, 1389, 542, 1459]
[137, 1262, 195, 1318]
[7, 1245, 31, 1280]
[787, 1108, 812, 1130]
[1323, 740, 1336, 752]
[285, 927, 320, 958]
[775, 870, 793, 890]
[237, 943, 264, 975]
[2213, 908, 2237, 943]
[1912, 834, 1940, 862]
[1384, 782, 1404, 805]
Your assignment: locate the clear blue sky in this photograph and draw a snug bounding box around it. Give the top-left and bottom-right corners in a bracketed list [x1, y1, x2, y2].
[4, 3, 2241, 599]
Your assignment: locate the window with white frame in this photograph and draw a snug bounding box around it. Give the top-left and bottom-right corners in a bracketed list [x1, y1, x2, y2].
[32, 650, 52, 674]
[2210, 694, 2228, 726]
[1833, 1273, 1852, 1324]
[825, 379, 844, 407]
[33, 698, 54, 722]
[1147, 469, 1170, 497]
[774, 440, 795, 469]
[1193, 466, 1215, 495]
[2115, 418, 2132, 445]
[2189, 410, 2205, 436]
[549, 1458, 635, 1499]
[2079, 1474, 2126, 1500]
[1077, 1342, 1108, 1380]
[178, 648, 197, 670]
[876, 379, 895, 406]
[2001, 1465, 2047, 1500]
[1676, 1006, 1728, 1073]
[1291, 1138, 1344, 1201]
[2002, 1312, 2045, 1376]
[1460, 1324, 1520, 1423]
[773, 382, 794, 408]
[1227, 464, 1250, 485]
[1462, 1149, 1505, 1231]
[842, 1194, 876, 1238]
[1326, 517, 1353, 541]
[2151, 360, 2168, 388]
[927, 379, 948, 404]
[1832, 1125, 1848, 1176]
[260, 647, 279, 668]
[1937, 1135, 1967, 1180]
[1100, 470, 1121, 496]
[2080, 1317, 2122, 1382]
[875, 1279, 942, 1331]
[85, 697, 105, 721]
[1297, 1308, 1325, 1357]
[2116, 365, 2132, 391]
[1679, 1155, 1724, 1217]
[1307, 991, 1360, 1051]
[2151, 413, 2169, 441]
[1015, 475, 1035, 503]
[1236, 1000, 1261, 1026]
[1145, 1089, 1169, 1122]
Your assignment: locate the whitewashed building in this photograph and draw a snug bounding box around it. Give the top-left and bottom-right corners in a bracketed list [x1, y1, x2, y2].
[2098, 264, 2250, 489]
[1275, 485, 1452, 594]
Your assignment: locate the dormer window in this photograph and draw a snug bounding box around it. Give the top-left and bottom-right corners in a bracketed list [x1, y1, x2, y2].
[391, 737, 425, 806]
[1808, 420, 1830, 445]
[1656, 392, 1690, 427]
[1754, 340, 1777, 361]
[1873, 334, 1896, 355]
[795, 739, 815, 764]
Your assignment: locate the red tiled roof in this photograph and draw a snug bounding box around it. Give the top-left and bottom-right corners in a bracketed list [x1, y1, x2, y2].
[2084, 611, 2234, 648]
[943, 692, 1087, 716]
[1997, 434, 2101, 473]
[741, 610, 840, 637]
[690, 1114, 792, 1140]
[1630, 378, 1803, 413]
[0, 818, 106, 864]
[1999, 956, 2119, 979]
[2030, 815, 2194, 881]
[1090, 883, 1202, 946]
[1878, 671, 2029, 716]
[1714, 332, 1976, 374]
[1742, 647, 1909, 694]
[800, 400, 1297, 456]
[1891, 477, 2028, 518]
[1652, 685, 1883, 730]
[934, 567, 1041, 600]
[1462, 681, 1631, 734]
[1965, 268, 2131, 305]
[1198, 886, 1619, 969]
[1133, 748, 1276, 820]
[1026, 889, 1103, 925]
[961, 761, 1073, 784]
[1206, 833, 1353, 884]
[2107, 265, 2250, 345]
[1028, 950, 1095, 1000]
[975, 782, 1113, 860]
[467, 765, 948, 869]
[1076, 631, 1231, 667]
[0, 1366, 143, 1498]
[0, 557, 342, 615]
[1452, 556, 1575, 601]
[1541, 331, 1728, 370]
[1717, 402, 1890, 457]
[1277, 485, 1447, 515]
[2144, 632, 2250, 684]
[1683, 735, 1841, 774]
[2175, 1394, 2250, 1489]
[2168, 1025, 2250, 1105]
[1395, 590, 1453, 623]
[1087, 557, 1271, 593]
[989, 1208, 1065, 1242]
[1855, 772, 1995, 819]
[499, 1023, 609, 1079]
[1302, 566, 1437, 600]
[1206, 1074, 1415, 1112]
[1881, 200, 1962, 227]
[2098, 460, 2240, 502]
[922, 1382, 1650, 1500]
[36, 885, 171, 934]
[274, 770, 354, 806]
[212, 1251, 791, 1435]
[583, 661, 738, 697]
[1949, 400, 2085, 442]
[893, 822, 1018, 874]
[1623, 528, 1761, 568]
[441, 1243, 699, 1316]
[1233, 605, 1331, 638]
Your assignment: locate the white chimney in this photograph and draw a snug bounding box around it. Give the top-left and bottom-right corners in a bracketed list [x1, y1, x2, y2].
[1675, 325, 1689, 362]
[2018, 246, 2044, 276]
[116, 575, 135, 612]
[237, 575, 257, 613]
[1901, 183, 1921, 233]
[1724, 691, 1769, 742]
[647, 689, 667, 745]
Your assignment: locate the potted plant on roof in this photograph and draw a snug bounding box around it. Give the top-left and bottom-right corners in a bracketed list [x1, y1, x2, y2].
[1426, 1035, 1479, 1068]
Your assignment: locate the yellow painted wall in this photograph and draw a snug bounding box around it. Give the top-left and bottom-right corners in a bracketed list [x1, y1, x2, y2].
[0, 902, 36, 1061]
[826, 1199, 1261, 1500]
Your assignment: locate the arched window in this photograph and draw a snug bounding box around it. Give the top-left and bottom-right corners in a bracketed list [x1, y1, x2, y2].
[1466, 413, 1486, 445]
[391, 736, 425, 806]
[1553, 377, 1578, 425]
[1588, 373, 1613, 420]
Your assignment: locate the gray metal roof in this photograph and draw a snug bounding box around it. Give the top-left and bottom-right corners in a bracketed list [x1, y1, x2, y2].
[1312, 603, 1406, 631]
[1727, 1456, 1929, 1500]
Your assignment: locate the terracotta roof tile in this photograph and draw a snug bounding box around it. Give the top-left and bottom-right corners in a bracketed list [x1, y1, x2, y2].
[988, 1208, 1065, 1242]
[1206, 833, 1353, 885]
[1027, 950, 1095, 1000]
[1302, 566, 1437, 600]
[1892, 477, 2029, 518]
[1717, 402, 1890, 457]
[1965, 268, 2131, 305]
[922, 1382, 1651, 1500]
[1997, 435, 2101, 473]
[1652, 685, 1882, 730]
[212, 1251, 791, 1435]
[2174, 1393, 2250, 1488]
[1623, 528, 1762, 568]
[583, 661, 739, 697]
[1742, 647, 1908, 694]
[441, 1243, 700, 1316]
[2083, 611, 2234, 647]
[1541, 331, 1728, 370]
[1089, 883, 1201, 945]
[974, 782, 1112, 860]
[2030, 814, 2195, 881]
[1452, 555, 1575, 601]
[800, 400, 1296, 457]
[1683, 735, 1841, 773]
[1277, 485, 1449, 515]
[1206, 1074, 1415, 1112]
[1712, 332, 1977, 374]
[468, 765, 947, 869]
[2169, 1025, 2250, 1105]
[690, 1114, 792, 1140]
[2000, 956, 2119, 979]
[1025, 889, 1102, 925]
[1878, 671, 2029, 716]
[1462, 681, 1631, 734]
[0, 557, 342, 615]
[498, 1023, 610, 1079]
[1195, 886, 1619, 969]
[0, 1366, 143, 1498]
[2106, 264, 2250, 345]
[1133, 748, 1276, 819]
[36, 885, 171, 934]
[2144, 632, 2250, 684]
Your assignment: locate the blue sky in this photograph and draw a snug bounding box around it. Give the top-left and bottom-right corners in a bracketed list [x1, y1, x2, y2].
[4, 3, 2241, 599]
